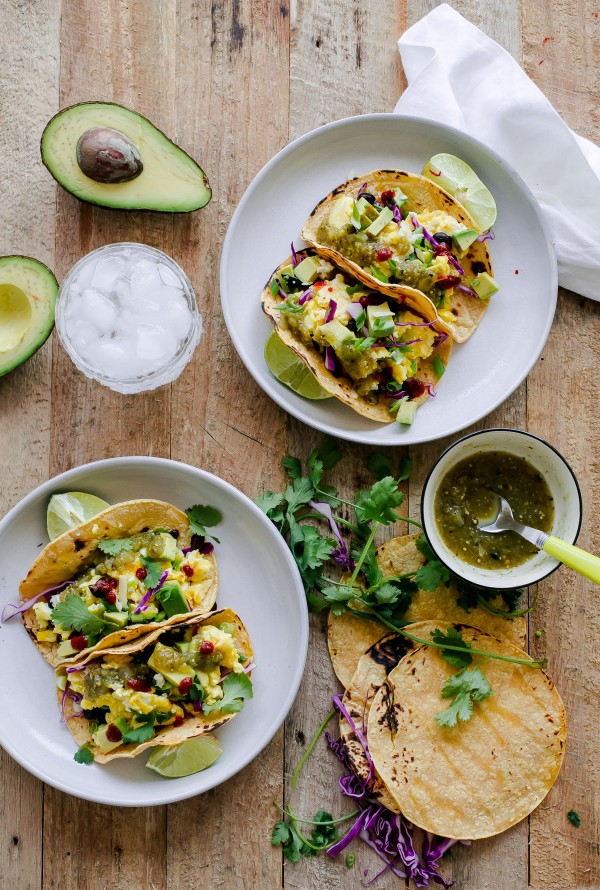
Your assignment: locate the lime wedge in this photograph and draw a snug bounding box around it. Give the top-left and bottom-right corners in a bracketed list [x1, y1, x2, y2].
[264, 330, 331, 400]
[146, 734, 223, 778]
[422, 153, 497, 232]
[46, 491, 110, 540]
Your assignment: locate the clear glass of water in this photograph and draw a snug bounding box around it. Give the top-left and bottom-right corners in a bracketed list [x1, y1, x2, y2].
[56, 243, 202, 394]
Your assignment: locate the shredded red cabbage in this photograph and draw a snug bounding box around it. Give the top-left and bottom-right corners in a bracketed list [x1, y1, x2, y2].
[447, 254, 465, 275]
[425, 383, 437, 397]
[192, 700, 203, 712]
[290, 242, 299, 267]
[456, 282, 479, 298]
[382, 390, 408, 400]
[433, 331, 449, 348]
[324, 346, 336, 373]
[345, 301, 364, 320]
[325, 730, 347, 763]
[1, 580, 72, 622]
[395, 319, 437, 328]
[357, 181, 368, 197]
[410, 214, 420, 230]
[476, 229, 495, 242]
[309, 500, 354, 570]
[392, 204, 402, 225]
[298, 288, 313, 305]
[134, 570, 169, 614]
[332, 694, 373, 782]
[60, 684, 83, 725]
[66, 664, 86, 674]
[420, 225, 440, 252]
[324, 299, 337, 323]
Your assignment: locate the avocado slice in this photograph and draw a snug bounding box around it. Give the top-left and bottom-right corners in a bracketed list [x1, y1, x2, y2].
[103, 611, 129, 629]
[471, 271, 500, 300]
[366, 302, 395, 338]
[452, 229, 479, 254]
[396, 398, 417, 426]
[147, 642, 194, 685]
[156, 582, 191, 619]
[366, 207, 394, 236]
[0, 256, 57, 377]
[41, 102, 211, 212]
[293, 256, 321, 285]
[319, 318, 359, 353]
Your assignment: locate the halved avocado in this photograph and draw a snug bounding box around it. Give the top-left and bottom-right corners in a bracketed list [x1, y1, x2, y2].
[0, 256, 58, 377]
[41, 102, 211, 212]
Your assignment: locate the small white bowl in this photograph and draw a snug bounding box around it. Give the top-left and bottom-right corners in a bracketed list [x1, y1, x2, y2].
[421, 429, 582, 590]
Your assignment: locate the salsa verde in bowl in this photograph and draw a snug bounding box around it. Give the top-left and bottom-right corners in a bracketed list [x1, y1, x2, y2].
[421, 429, 582, 590]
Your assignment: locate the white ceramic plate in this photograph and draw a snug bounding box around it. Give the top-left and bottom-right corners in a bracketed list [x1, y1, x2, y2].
[221, 114, 557, 445]
[0, 457, 307, 806]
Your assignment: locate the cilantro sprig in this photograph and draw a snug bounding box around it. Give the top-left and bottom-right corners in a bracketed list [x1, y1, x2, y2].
[185, 504, 222, 543]
[435, 668, 493, 727]
[272, 807, 357, 862]
[202, 672, 253, 715]
[51, 594, 109, 636]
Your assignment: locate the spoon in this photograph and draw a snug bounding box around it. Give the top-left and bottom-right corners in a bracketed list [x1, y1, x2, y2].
[477, 493, 600, 585]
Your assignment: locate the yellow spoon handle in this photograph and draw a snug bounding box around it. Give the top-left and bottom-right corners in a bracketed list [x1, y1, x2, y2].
[543, 536, 600, 585]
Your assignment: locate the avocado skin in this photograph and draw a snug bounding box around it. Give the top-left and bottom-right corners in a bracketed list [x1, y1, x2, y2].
[0, 255, 58, 378]
[41, 101, 211, 213]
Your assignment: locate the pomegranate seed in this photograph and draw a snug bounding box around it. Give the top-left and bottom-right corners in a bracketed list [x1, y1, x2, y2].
[200, 641, 215, 655]
[70, 634, 88, 651]
[178, 676, 193, 694]
[135, 567, 147, 581]
[198, 542, 214, 555]
[91, 576, 117, 596]
[106, 723, 122, 743]
[126, 678, 152, 692]
[403, 378, 426, 399]
[376, 247, 393, 261]
[313, 280, 325, 288]
[181, 564, 194, 578]
[104, 591, 117, 605]
[381, 189, 395, 203]
[174, 714, 184, 727]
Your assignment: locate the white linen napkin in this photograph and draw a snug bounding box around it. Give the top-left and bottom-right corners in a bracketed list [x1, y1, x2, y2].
[394, 3, 600, 301]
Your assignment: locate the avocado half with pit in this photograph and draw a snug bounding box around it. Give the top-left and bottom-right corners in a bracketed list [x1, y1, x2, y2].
[41, 102, 211, 212]
[0, 256, 58, 377]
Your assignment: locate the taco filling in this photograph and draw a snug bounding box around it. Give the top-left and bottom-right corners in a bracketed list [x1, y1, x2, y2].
[59, 617, 252, 759]
[313, 189, 496, 324]
[266, 253, 449, 422]
[34, 530, 216, 657]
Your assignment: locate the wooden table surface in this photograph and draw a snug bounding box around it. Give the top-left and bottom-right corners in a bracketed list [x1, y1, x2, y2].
[1, 1, 599, 888]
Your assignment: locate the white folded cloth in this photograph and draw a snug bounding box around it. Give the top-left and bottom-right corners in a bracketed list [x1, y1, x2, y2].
[394, 4, 600, 301]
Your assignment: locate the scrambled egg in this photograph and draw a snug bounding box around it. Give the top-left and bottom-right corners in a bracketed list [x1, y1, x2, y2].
[191, 626, 244, 706]
[416, 209, 464, 235]
[389, 312, 436, 385]
[289, 275, 353, 345]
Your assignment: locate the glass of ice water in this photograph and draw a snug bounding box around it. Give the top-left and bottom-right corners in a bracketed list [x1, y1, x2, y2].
[56, 243, 202, 394]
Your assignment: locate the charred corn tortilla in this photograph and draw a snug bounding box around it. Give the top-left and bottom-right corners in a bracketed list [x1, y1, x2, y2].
[367, 623, 567, 839]
[302, 171, 494, 343]
[20, 499, 218, 667]
[327, 534, 526, 688]
[58, 609, 252, 764]
[262, 251, 452, 423]
[339, 633, 414, 813]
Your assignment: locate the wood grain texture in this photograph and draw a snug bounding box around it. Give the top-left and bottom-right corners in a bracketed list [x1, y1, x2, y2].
[0, 1, 60, 888]
[523, 6, 600, 887]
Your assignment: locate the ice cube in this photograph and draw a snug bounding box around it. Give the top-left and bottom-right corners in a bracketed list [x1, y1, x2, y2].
[78, 288, 118, 333]
[85, 340, 143, 379]
[136, 324, 179, 363]
[158, 263, 183, 289]
[73, 260, 96, 291]
[92, 256, 126, 292]
[161, 296, 192, 340]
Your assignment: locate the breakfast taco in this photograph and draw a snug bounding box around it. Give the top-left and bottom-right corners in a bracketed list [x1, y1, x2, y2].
[17, 499, 218, 667]
[301, 170, 497, 343]
[367, 623, 566, 839]
[327, 533, 526, 688]
[262, 250, 452, 425]
[57, 608, 253, 763]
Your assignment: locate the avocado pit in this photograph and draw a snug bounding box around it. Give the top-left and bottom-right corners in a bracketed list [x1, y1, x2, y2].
[76, 127, 143, 183]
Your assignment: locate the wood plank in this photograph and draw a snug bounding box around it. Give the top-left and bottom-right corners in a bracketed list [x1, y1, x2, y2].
[0, 1, 61, 888]
[166, 3, 290, 889]
[43, 3, 178, 889]
[284, 2, 407, 887]
[523, 9, 600, 887]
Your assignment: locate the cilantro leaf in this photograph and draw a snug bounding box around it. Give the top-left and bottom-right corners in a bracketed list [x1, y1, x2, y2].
[74, 744, 94, 764]
[282, 455, 302, 479]
[367, 452, 392, 481]
[355, 477, 404, 525]
[51, 594, 108, 635]
[435, 668, 492, 727]
[121, 712, 157, 744]
[203, 672, 253, 715]
[284, 477, 315, 514]
[254, 490, 286, 525]
[431, 627, 473, 669]
[316, 437, 342, 471]
[567, 810, 581, 828]
[415, 559, 449, 591]
[397, 457, 413, 482]
[311, 811, 337, 846]
[98, 537, 133, 556]
[140, 557, 163, 589]
[299, 526, 335, 570]
[272, 820, 307, 862]
[321, 584, 358, 605]
[185, 504, 223, 536]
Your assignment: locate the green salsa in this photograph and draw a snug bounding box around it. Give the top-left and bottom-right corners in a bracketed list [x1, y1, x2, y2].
[434, 451, 554, 569]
